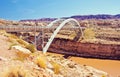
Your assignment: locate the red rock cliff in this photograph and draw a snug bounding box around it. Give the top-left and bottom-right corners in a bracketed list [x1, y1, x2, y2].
[47, 38, 120, 60]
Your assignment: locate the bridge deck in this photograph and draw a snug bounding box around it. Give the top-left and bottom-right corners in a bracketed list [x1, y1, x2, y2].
[0, 25, 85, 32]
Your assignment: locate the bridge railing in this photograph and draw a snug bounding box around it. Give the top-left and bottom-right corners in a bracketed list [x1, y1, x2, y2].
[0, 25, 85, 32]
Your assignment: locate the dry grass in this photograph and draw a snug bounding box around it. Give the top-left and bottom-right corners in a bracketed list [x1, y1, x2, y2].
[17, 39, 28, 46]
[0, 30, 18, 39]
[0, 30, 11, 38]
[35, 56, 47, 69]
[51, 61, 61, 74]
[101, 75, 106, 77]
[25, 44, 36, 53]
[7, 37, 16, 43]
[69, 32, 76, 38]
[0, 30, 7, 35]
[17, 38, 36, 53]
[1, 66, 29, 77]
[8, 43, 18, 50]
[15, 51, 30, 61]
[83, 28, 95, 39]
[7, 34, 36, 53]
[9, 34, 18, 39]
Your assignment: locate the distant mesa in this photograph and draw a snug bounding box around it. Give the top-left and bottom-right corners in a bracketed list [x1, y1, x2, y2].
[0, 14, 120, 28]
[20, 14, 120, 22]
[20, 18, 57, 22]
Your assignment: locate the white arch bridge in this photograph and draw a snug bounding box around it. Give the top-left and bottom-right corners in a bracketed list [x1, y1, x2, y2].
[0, 18, 84, 53]
[36, 18, 83, 53]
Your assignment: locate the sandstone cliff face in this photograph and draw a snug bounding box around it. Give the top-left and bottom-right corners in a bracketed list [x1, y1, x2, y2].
[48, 38, 120, 59]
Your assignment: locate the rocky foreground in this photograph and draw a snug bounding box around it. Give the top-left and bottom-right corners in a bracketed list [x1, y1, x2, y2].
[0, 30, 109, 77]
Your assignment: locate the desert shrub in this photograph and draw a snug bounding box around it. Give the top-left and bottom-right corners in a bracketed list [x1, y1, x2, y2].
[35, 56, 47, 69]
[7, 37, 17, 44]
[7, 71, 25, 77]
[0, 30, 18, 39]
[15, 51, 30, 61]
[0, 30, 7, 35]
[101, 75, 106, 77]
[8, 43, 18, 50]
[69, 32, 76, 38]
[9, 34, 18, 39]
[51, 61, 61, 74]
[83, 28, 95, 39]
[25, 44, 36, 53]
[3, 66, 30, 77]
[17, 39, 28, 46]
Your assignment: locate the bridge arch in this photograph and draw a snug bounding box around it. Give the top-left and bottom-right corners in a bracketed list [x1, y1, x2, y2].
[41, 18, 83, 53]
[47, 18, 65, 27]
[37, 18, 65, 40]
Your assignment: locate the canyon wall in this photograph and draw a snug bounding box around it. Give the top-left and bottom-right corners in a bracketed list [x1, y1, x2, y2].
[47, 38, 120, 59]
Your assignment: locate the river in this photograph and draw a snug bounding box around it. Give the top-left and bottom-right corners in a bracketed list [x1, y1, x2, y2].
[48, 52, 120, 77]
[69, 57, 120, 77]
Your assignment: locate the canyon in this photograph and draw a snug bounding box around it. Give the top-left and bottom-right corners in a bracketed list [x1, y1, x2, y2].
[47, 38, 120, 60]
[0, 17, 120, 77]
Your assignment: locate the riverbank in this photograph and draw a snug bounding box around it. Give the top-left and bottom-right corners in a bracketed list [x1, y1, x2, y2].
[70, 57, 120, 77]
[48, 52, 120, 77]
[46, 38, 120, 60]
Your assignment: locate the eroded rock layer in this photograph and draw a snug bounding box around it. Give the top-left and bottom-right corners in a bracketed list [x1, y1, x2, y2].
[47, 38, 120, 60]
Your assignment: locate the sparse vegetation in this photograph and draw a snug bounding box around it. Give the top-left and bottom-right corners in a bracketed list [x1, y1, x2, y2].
[83, 28, 95, 39]
[51, 61, 61, 74]
[0, 30, 7, 36]
[69, 32, 76, 38]
[6, 67, 26, 77]
[35, 56, 47, 69]
[9, 34, 18, 39]
[101, 75, 106, 77]
[1, 65, 31, 77]
[7, 37, 16, 43]
[25, 44, 36, 53]
[15, 51, 30, 61]
[17, 39, 28, 46]
[8, 43, 18, 50]
[7, 33, 36, 53]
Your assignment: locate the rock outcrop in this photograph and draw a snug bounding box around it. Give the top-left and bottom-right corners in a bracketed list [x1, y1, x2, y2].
[48, 38, 120, 60]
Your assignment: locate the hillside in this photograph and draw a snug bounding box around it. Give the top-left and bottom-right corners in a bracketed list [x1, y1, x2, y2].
[0, 30, 109, 77]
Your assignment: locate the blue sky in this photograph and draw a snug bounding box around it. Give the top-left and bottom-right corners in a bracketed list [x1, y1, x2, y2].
[0, 0, 120, 20]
